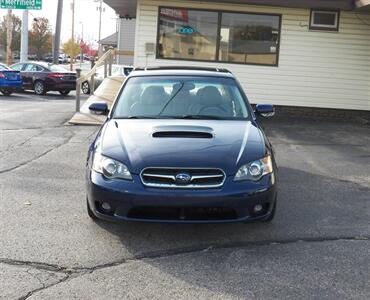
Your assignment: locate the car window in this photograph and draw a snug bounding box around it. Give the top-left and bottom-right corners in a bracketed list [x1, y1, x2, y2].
[25, 64, 44, 72]
[113, 76, 250, 120]
[11, 64, 23, 71]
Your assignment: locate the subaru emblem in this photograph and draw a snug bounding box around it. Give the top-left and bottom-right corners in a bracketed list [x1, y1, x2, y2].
[175, 173, 191, 183]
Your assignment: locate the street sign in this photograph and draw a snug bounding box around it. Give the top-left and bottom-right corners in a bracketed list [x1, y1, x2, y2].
[0, 0, 42, 10]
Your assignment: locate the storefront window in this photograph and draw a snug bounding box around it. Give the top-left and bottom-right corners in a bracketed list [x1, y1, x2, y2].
[219, 13, 280, 65]
[157, 8, 218, 61]
[157, 7, 281, 66]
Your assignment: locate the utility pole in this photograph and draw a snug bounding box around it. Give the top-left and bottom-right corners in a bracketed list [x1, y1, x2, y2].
[97, 0, 104, 57]
[70, 0, 75, 71]
[98, 0, 102, 42]
[79, 21, 84, 67]
[54, 0, 64, 64]
[6, 9, 13, 65]
[20, 10, 29, 62]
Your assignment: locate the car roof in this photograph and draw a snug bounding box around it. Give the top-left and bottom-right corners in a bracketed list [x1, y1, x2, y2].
[12, 61, 50, 68]
[130, 66, 234, 78]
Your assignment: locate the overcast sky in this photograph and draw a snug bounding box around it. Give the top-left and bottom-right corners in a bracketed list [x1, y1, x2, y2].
[0, 0, 118, 46]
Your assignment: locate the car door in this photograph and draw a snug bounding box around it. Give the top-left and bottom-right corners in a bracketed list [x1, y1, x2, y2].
[11, 63, 26, 88]
[22, 64, 36, 89]
[24, 64, 45, 89]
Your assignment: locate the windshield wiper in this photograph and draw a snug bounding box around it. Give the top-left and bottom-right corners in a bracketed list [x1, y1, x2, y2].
[179, 115, 224, 120]
[157, 82, 185, 116]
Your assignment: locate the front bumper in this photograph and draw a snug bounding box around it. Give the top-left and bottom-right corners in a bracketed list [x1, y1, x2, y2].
[87, 170, 277, 224]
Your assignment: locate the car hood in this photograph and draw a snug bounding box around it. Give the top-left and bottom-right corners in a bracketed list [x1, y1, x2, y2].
[98, 119, 267, 175]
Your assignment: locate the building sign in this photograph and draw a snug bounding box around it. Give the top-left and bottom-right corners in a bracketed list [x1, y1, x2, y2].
[160, 8, 188, 22]
[0, 0, 42, 10]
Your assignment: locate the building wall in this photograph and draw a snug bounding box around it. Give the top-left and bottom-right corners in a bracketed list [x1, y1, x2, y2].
[134, 0, 370, 111]
[118, 18, 136, 65]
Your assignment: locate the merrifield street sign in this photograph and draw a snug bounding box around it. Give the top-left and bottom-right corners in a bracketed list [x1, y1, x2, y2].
[0, 0, 42, 10]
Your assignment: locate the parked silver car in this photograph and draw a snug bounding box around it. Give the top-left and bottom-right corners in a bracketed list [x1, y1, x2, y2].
[81, 64, 133, 94]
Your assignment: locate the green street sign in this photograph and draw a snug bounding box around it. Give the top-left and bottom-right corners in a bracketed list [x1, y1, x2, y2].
[0, 0, 42, 10]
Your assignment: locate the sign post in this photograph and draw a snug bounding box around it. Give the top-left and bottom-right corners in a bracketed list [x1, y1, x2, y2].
[0, 0, 42, 10]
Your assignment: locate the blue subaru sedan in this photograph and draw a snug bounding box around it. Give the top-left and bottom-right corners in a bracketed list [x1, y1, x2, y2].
[0, 63, 22, 96]
[86, 67, 277, 224]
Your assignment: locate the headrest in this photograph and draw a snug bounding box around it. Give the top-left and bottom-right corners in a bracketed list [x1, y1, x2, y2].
[140, 86, 167, 105]
[198, 86, 223, 105]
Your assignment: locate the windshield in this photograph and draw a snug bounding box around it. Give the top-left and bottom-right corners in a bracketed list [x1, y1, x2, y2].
[113, 76, 250, 120]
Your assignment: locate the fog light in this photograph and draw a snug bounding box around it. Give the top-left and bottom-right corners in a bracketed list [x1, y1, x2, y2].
[254, 204, 263, 213]
[101, 202, 111, 211]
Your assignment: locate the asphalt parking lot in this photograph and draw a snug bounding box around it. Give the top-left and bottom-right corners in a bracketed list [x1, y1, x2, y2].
[1, 93, 369, 299]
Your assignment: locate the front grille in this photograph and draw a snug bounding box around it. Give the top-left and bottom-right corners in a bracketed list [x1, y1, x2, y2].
[140, 167, 226, 189]
[127, 207, 237, 220]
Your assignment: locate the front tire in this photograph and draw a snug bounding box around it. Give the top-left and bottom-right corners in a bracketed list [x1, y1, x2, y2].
[0, 88, 13, 96]
[34, 81, 46, 95]
[87, 198, 98, 220]
[263, 199, 277, 222]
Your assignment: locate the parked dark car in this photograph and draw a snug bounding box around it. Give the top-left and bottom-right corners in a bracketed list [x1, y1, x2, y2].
[43, 55, 68, 64]
[86, 67, 278, 224]
[0, 63, 22, 96]
[10, 62, 76, 95]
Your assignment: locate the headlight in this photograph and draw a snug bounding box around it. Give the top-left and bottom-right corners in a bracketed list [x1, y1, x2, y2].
[234, 155, 273, 182]
[92, 152, 132, 180]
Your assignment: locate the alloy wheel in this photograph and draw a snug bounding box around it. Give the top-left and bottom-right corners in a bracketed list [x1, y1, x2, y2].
[34, 81, 46, 95]
[82, 81, 90, 94]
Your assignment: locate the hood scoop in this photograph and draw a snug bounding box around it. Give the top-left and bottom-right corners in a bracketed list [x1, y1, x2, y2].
[152, 125, 214, 139]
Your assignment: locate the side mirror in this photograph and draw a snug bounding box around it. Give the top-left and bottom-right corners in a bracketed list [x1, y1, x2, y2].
[89, 102, 109, 115]
[255, 104, 275, 118]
